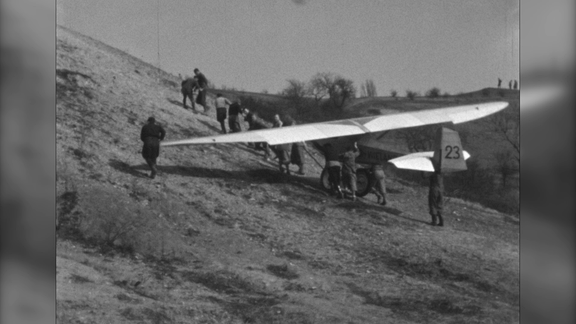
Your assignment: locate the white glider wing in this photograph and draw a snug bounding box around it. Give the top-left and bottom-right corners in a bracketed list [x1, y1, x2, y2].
[162, 101, 508, 147]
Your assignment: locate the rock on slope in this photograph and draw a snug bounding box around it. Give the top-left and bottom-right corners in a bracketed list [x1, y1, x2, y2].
[56, 25, 519, 323]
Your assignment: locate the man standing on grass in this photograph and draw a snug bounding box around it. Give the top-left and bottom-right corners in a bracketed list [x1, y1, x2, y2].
[140, 117, 166, 179]
[194, 68, 208, 111]
[323, 143, 343, 198]
[215, 93, 232, 134]
[228, 99, 243, 133]
[428, 169, 444, 226]
[369, 164, 387, 205]
[340, 142, 360, 201]
[180, 76, 198, 110]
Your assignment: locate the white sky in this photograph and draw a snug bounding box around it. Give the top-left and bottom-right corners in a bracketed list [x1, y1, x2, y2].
[57, 0, 519, 95]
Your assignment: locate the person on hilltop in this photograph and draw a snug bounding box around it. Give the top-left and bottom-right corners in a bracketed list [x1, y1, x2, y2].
[180, 76, 198, 110]
[215, 93, 232, 134]
[140, 117, 166, 179]
[194, 68, 208, 111]
[228, 99, 243, 133]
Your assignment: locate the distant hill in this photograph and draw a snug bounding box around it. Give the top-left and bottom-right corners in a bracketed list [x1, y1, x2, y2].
[56, 25, 518, 324]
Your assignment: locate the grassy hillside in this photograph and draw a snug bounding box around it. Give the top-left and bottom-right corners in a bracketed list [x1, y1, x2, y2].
[56, 25, 518, 323]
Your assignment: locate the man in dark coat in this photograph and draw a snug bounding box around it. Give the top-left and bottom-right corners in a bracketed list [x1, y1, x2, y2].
[340, 142, 360, 201]
[323, 143, 343, 198]
[140, 117, 166, 179]
[428, 169, 444, 226]
[194, 68, 208, 110]
[181, 77, 198, 109]
[228, 99, 243, 133]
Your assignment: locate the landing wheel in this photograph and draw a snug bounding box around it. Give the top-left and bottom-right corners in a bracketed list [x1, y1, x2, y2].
[355, 168, 371, 197]
[320, 168, 371, 197]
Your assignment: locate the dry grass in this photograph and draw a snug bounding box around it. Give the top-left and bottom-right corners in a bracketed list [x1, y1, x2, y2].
[56, 25, 518, 323]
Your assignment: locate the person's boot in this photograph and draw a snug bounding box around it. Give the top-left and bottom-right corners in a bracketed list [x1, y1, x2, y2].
[437, 214, 444, 227]
[380, 196, 387, 206]
[336, 186, 344, 199]
[430, 214, 437, 226]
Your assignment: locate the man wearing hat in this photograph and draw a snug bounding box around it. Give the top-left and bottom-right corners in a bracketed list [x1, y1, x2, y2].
[140, 117, 166, 179]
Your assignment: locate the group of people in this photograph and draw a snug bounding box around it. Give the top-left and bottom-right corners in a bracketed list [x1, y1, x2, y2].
[180, 68, 208, 111]
[243, 111, 306, 175]
[322, 142, 387, 204]
[497, 78, 518, 90]
[141, 67, 444, 226]
[322, 141, 443, 226]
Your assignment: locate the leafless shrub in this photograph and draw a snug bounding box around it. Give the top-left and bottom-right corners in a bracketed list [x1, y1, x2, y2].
[79, 186, 152, 253]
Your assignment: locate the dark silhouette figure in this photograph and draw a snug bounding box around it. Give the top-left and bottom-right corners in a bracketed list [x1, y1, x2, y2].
[369, 164, 387, 205]
[140, 117, 166, 179]
[323, 143, 343, 198]
[181, 77, 198, 110]
[214, 93, 232, 134]
[194, 68, 208, 111]
[228, 99, 243, 133]
[497, 78, 502, 88]
[428, 170, 444, 226]
[513, 80, 518, 90]
[508, 80, 512, 89]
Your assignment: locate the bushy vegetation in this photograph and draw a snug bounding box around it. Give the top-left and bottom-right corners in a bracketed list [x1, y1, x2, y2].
[406, 90, 418, 100]
[390, 89, 398, 99]
[57, 183, 187, 259]
[425, 87, 441, 98]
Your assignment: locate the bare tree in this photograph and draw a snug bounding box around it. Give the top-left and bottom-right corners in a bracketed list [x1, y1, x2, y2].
[490, 112, 519, 163]
[308, 72, 332, 106]
[360, 79, 377, 97]
[331, 76, 356, 109]
[493, 149, 517, 189]
[281, 79, 308, 103]
[308, 72, 356, 109]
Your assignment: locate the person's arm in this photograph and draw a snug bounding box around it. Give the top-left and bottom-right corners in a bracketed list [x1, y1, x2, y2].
[159, 126, 166, 141]
[140, 126, 146, 142]
[225, 98, 232, 105]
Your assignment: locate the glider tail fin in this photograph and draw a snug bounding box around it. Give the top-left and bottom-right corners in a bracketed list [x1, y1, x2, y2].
[432, 127, 467, 172]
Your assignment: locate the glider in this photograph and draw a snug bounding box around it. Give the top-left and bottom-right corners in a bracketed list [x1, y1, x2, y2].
[163, 101, 508, 196]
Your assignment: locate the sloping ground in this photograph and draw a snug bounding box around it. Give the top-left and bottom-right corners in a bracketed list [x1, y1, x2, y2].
[56, 25, 518, 323]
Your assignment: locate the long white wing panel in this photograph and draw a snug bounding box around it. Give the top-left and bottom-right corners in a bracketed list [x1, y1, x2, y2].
[162, 101, 508, 147]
